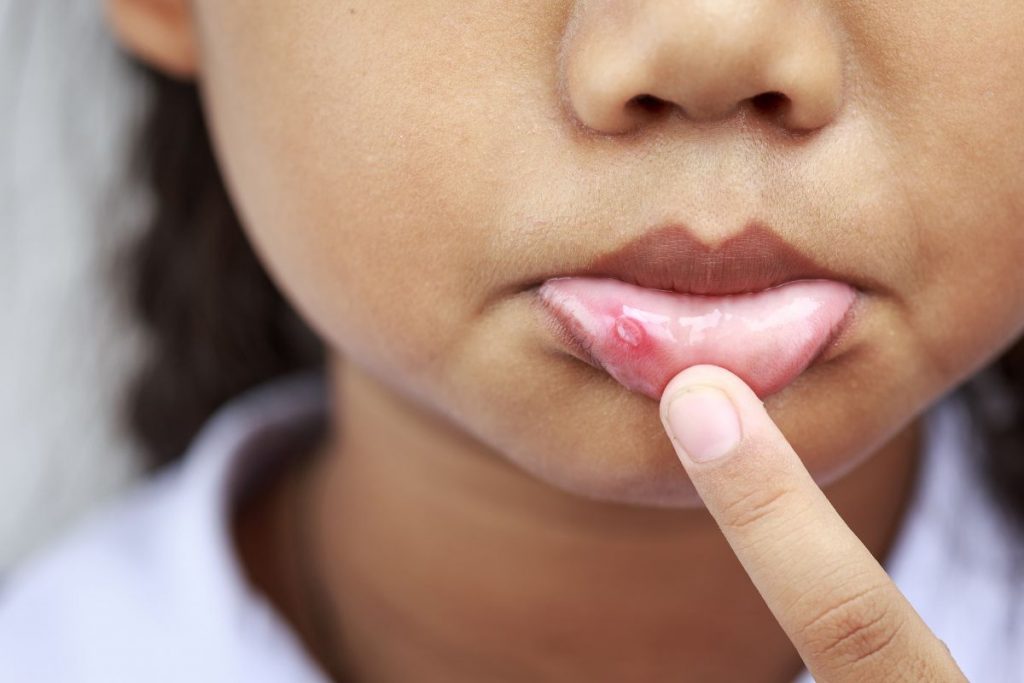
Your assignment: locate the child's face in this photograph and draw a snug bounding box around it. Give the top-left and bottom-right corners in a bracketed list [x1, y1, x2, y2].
[131, 2, 1024, 505]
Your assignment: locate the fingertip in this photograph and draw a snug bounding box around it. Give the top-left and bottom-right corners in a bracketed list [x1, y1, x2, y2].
[659, 365, 760, 420]
[664, 386, 742, 464]
[660, 365, 763, 466]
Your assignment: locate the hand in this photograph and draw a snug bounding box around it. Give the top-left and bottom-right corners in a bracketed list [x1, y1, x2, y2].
[659, 364, 966, 683]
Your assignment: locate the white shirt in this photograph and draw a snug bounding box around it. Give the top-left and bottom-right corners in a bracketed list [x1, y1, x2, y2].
[1, 371, 1022, 682]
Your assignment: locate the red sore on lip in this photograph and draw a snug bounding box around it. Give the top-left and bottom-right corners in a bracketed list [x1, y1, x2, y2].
[614, 316, 645, 347]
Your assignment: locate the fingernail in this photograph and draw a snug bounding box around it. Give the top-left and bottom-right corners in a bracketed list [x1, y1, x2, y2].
[666, 387, 742, 464]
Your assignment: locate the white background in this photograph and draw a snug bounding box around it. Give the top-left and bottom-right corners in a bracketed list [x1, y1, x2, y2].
[0, 0, 149, 570]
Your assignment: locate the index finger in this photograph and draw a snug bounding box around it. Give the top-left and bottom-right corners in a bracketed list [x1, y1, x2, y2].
[658, 364, 965, 683]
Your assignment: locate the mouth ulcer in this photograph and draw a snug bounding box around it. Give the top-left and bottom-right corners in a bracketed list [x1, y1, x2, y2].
[537, 276, 858, 399]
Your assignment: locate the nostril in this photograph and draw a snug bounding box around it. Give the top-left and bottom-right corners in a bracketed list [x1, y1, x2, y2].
[627, 93, 668, 115]
[750, 91, 790, 116]
[627, 92, 790, 123]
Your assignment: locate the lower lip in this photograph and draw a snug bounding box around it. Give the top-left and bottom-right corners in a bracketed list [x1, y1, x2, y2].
[536, 277, 858, 399]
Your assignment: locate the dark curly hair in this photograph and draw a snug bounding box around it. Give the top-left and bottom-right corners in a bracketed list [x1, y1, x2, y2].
[117, 67, 1024, 537]
[115, 68, 324, 468]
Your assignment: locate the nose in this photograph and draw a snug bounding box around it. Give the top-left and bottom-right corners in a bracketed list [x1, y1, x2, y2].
[560, 0, 845, 135]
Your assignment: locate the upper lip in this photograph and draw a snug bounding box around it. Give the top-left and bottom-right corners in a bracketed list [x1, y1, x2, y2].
[542, 221, 858, 296]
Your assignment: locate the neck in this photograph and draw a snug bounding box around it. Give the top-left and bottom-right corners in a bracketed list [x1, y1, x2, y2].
[245, 355, 922, 683]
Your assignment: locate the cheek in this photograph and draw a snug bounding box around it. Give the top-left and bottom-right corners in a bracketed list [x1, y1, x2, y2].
[905, 105, 1024, 382]
[844, 1, 1024, 383]
[919, 224, 1024, 383]
[194, 3, 533, 386]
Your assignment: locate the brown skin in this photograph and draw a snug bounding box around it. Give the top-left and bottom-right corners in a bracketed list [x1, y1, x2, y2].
[109, 0, 1022, 680]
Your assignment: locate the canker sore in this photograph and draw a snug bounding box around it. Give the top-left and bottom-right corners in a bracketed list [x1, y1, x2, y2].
[614, 315, 645, 348]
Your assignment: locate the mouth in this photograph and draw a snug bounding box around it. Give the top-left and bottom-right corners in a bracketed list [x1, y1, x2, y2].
[531, 221, 863, 399]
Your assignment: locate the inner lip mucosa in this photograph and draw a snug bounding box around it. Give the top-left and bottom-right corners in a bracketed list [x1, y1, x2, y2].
[538, 276, 857, 400]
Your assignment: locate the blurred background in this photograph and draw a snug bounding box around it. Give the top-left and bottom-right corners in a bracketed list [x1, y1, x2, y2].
[0, 0, 148, 571]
